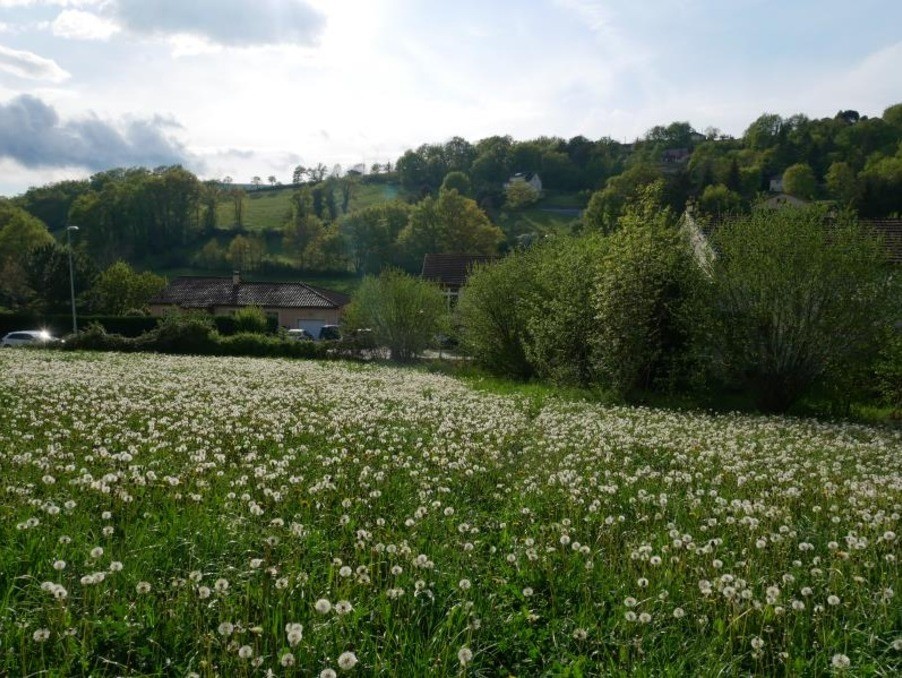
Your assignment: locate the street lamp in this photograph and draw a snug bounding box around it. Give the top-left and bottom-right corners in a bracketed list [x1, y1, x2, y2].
[66, 225, 79, 334]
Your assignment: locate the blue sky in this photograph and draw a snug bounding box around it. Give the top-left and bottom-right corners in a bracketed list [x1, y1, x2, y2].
[0, 0, 900, 197]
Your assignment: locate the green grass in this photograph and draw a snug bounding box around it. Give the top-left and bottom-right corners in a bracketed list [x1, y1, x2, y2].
[215, 183, 405, 231]
[1, 351, 900, 676]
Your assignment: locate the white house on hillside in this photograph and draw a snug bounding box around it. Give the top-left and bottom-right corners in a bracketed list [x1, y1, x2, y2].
[505, 172, 543, 193]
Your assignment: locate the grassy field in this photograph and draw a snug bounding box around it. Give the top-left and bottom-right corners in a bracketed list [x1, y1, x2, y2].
[215, 183, 403, 231]
[1, 351, 900, 676]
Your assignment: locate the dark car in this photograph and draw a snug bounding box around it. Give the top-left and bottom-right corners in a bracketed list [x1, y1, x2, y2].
[318, 325, 342, 341]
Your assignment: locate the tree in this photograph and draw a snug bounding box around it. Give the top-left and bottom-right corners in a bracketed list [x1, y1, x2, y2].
[441, 171, 471, 196]
[583, 164, 663, 234]
[504, 181, 540, 209]
[697, 184, 744, 218]
[701, 206, 895, 411]
[825, 161, 857, 206]
[251, 176, 262, 190]
[25, 241, 98, 313]
[195, 238, 226, 269]
[457, 252, 534, 379]
[227, 234, 264, 271]
[592, 186, 700, 395]
[283, 187, 325, 268]
[398, 190, 503, 269]
[230, 187, 246, 227]
[268, 176, 277, 187]
[339, 201, 410, 274]
[782, 163, 817, 199]
[344, 269, 448, 362]
[292, 165, 307, 185]
[89, 261, 166, 315]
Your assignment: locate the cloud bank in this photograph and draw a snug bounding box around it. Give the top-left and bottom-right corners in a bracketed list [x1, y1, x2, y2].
[0, 94, 194, 170]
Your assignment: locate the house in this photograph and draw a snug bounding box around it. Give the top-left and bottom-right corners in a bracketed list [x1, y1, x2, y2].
[421, 254, 498, 306]
[862, 218, 902, 265]
[149, 272, 350, 336]
[505, 172, 542, 193]
[769, 176, 784, 193]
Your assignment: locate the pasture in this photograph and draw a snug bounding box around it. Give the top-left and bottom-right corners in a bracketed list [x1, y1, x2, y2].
[1, 351, 899, 675]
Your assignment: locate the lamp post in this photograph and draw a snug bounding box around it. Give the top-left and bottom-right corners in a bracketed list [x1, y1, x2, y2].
[66, 225, 79, 334]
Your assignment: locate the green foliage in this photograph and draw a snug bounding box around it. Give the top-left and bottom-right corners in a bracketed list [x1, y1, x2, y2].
[874, 331, 902, 410]
[344, 269, 448, 362]
[89, 261, 166, 315]
[583, 164, 663, 234]
[697, 184, 744, 218]
[398, 190, 503, 269]
[518, 234, 607, 387]
[504, 180, 540, 210]
[441, 171, 472, 196]
[592, 190, 700, 396]
[701, 206, 895, 412]
[150, 311, 218, 355]
[825, 161, 857, 206]
[0, 201, 54, 309]
[782, 163, 817, 199]
[457, 253, 534, 379]
[231, 305, 269, 334]
[226, 234, 265, 271]
[339, 201, 410, 274]
[24, 241, 99, 313]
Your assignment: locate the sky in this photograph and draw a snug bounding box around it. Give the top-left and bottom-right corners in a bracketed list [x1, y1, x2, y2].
[0, 0, 900, 197]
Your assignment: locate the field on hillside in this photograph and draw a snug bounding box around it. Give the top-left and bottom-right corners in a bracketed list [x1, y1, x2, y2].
[1, 351, 899, 676]
[215, 184, 402, 231]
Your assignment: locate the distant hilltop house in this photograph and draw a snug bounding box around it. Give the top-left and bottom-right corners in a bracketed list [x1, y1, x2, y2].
[149, 272, 349, 335]
[505, 172, 543, 193]
[769, 176, 784, 193]
[421, 253, 498, 306]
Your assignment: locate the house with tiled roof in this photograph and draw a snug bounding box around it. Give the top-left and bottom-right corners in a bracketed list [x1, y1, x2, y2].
[149, 272, 350, 335]
[862, 219, 902, 265]
[421, 254, 498, 305]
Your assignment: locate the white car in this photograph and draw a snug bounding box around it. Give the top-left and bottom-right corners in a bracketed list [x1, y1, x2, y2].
[1, 330, 60, 347]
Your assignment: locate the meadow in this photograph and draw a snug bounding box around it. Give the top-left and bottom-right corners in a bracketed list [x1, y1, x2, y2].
[1, 351, 899, 676]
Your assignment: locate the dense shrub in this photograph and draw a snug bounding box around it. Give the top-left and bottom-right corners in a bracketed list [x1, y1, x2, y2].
[518, 234, 606, 386]
[457, 252, 534, 379]
[592, 191, 701, 396]
[231, 305, 269, 334]
[344, 270, 448, 363]
[145, 311, 218, 355]
[701, 206, 895, 412]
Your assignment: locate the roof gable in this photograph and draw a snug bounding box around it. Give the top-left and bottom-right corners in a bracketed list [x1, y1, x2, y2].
[421, 254, 498, 287]
[150, 277, 349, 309]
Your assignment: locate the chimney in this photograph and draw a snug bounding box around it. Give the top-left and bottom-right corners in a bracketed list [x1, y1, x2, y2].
[232, 270, 240, 286]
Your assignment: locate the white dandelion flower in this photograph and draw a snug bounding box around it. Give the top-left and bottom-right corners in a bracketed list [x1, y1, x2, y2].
[337, 651, 358, 670]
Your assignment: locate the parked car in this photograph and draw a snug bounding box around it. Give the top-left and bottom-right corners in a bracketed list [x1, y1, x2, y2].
[1, 330, 60, 347]
[318, 325, 342, 341]
[286, 328, 315, 341]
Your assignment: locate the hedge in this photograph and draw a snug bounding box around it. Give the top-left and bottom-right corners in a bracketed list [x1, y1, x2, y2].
[0, 313, 277, 338]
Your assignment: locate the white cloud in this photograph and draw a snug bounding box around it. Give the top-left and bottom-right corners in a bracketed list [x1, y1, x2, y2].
[112, 0, 325, 48]
[0, 1, 102, 7]
[0, 43, 69, 81]
[51, 9, 118, 40]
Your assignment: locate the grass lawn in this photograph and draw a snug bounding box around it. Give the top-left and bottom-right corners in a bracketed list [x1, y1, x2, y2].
[1, 351, 899, 675]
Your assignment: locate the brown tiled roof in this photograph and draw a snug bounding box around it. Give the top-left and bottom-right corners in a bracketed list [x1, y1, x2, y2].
[421, 254, 498, 288]
[862, 219, 902, 264]
[150, 277, 348, 309]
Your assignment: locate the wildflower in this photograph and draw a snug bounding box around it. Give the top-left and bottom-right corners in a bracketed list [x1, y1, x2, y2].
[197, 586, 211, 599]
[522, 587, 534, 597]
[339, 566, 352, 577]
[334, 600, 353, 615]
[638, 612, 652, 623]
[285, 623, 303, 647]
[673, 607, 685, 619]
[831, 654, 850, 669]
[751, 637, 764, 650]
[625, 611, 637, 622]
[321, 670, 337, 678]
[458, 646, 473, 665]
[217, 621, 234, 637]
[214, 578, 229, 593]
[572, 628, 588, 640]
[337, 651, 358, 670]
[238, 645, 253, 659]
[109, 561, 123, 572]
[624, 597, 637, 608]
[33, 628, 51, 642]
[827, 595, 840, 606]
[89, 546, 104, 559]
[135, 581, 151, 594]
[53, 559, 66, 571]
[281, 653, 296, 667]
[315, 598, 332, 614]
[459, 579, 471, 591]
